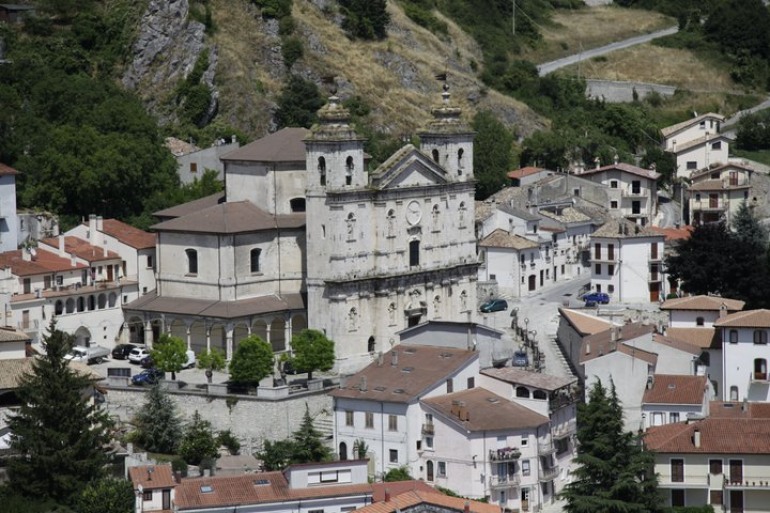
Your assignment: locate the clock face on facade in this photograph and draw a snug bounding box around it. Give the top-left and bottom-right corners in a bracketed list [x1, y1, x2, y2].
[406, 201, 422, 225]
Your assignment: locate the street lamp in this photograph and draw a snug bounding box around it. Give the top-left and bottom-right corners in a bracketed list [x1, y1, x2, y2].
[523, 318, 529, 344]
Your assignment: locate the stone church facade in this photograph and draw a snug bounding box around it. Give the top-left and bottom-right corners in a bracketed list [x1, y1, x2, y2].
[125, 87, 478, 371]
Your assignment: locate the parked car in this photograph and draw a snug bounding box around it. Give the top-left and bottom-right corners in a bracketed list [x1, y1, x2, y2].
[131, 368, 165, 386]
[480, 298, 508, 313]
[512, 350, 529, 367]
[581, 292, 610, 305]
[112, 343, 137, 360]
[64, 345, 110, 365]
[128, 347, 151, 364]
[140, 355, 154, 369]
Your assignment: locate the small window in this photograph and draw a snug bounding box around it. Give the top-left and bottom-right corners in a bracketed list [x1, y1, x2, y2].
[250, 248, 261, 273]
[388, 415, 397, 431]
[516, 386, 530, 398]
[730, 386, 739, 401]
[143, 490, 153, 501]
[345, 157, 353, 186]
[467, 377, 475, 389]
[290, 198, 306, 212]
[710, 459, 723, 475]
[712, 141, 722, 150]
[696, 316, 705, 326]
[409, 240, 420, 267]
[610, 200, 618, 209]
[345, 411, 354, 427]
[146, 255, 154, 269]
[608, 284, 615, 293]
[595, 263, 601, 274]
[521, 459, 530, 476]
[754, 330, 767, 344]
[190, 162, 198, 173]
[608, 264, 615, 275]
[729, 330, 738, 343]
[438, 461, 446, 477]
[389, 449, 398, 463]
[446, 379, 453, 393]
[318, 157, 326, 186]
[365, 412, 374, 429]
[432, 149, 439, 163]
[186, 249, 198, 275]
[610, 180, 618, 188]
[425, 436, 433, 449]
[687, 161, 697, 170]
[669, 412, 680, 423]
[457, 148, 464, 173]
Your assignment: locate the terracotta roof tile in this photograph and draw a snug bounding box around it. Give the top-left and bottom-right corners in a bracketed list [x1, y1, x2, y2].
[371, 481, 436, 502]
[95, 219, 156, 249]
[580, 324, 657, 365]
[689, 178, 749, 192]
[128, 465, 176, 490]
[422, 388, 550, 432]
[592, 218, 663, 239]
[222, 128, 309, 162]
[478, 229, 538, 250]
[642, 374, 707, 405]
[559, 308, 614, 336]
[652, 333, 702, 355]
[0, 248, 87, 276]
[359, 490, 500, 513]
[330, 345, 478, 403]
[664, 327, 719, 349]
[481, 367, 576, 391]
[645, 418, 770, 454]
[507, 166, 548, 179]
[709, 401, 770, 419]
[661, 295, 744, 312]
[39, 235, 120, 263]
[580, 162, 660, 181]
[714, 309, 770, 328]
[690, 162, 754, 179]
[649, 225, 694, 242]
[0, 162, 20, 175]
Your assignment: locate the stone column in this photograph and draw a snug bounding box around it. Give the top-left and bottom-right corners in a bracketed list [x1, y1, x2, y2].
[285, 315, 293, 353]
[206, 326, 211, 352]
[143, 318, 154, 348]
[226, 324, 234, 361]
[186, 325, 192, 350]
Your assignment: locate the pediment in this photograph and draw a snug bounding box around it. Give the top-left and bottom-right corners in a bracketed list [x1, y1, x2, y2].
[370, 145, 448, 190]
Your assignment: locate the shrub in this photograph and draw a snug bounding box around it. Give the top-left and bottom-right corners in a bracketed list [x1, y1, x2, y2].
[281, 37, 304, 69]
[218, 430, 241, 455]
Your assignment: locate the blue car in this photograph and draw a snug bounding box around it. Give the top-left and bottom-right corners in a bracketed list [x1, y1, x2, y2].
[480, 298, 508, 313]
[131, 368, 165, 386]
[581, 292, 610, 304]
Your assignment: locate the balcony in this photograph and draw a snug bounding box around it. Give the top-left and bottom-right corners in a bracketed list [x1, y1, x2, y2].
[539, 465, 559, 482]
[658, 475, 709, 489]
[538, 442, 556, 456]
[489, 474, 521, 491]
[490, 447, 521, 462]
[622, 188, 648, 198]
[552, 419, 577, 440]
[691, 200, 727, 212]
[724, 476, 770, 489]
[751, 371, 770, 383]
[422, 423, 435, 435]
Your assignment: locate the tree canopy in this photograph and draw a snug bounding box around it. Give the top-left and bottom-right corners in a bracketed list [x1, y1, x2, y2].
[561, 380, 662, 513]
[472, 110, 514, 200]
[290, 329, 335, 380]
[132, 384, 182, 454]
[339, 0, 390, 40]
[275, 75, 325, 129]
[151, 333, 189, 380]
[76, 478, 134, 513]
[229, 335, 275, 386]
[179, 411, 219, 466]
[8, 322, 112, 505]
[257, 405, 330, 470]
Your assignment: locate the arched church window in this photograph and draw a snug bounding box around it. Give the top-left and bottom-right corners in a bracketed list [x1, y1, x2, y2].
[458, 148, 464, 174]
[346, 156, 354, 186]
[318, 156, 327, 186]
[432, 149, 439, 163]
[409, 240, 420, 267]
[186, 248, 198, 275]
[250, 248, 261, 273]
[386, 209, 395, 237]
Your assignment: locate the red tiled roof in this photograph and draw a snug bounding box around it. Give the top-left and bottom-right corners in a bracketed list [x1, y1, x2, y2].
[129, 465, 176, 491]
[645, 418, 770, 454]
[661, 295, 744, 312]
[0, 248, 87, 276]
[371, 481, 436, 502]
[642, 374, 707, 405]
[359, 490, 500, 513]
[330, 345, 478, 403]
[664, 327, 720, 350]
[714, 309, 770, 328]
[580, 324, 657, 365]
[0, 162, 20, 175]
[422, 388, 550, 432]
[649, 225, 694, 242]
[507, 166, 547, 179]
[96, 219, 156, 249]
[40, 235, 120, 263]
[710, 401, 770, 419]
[652, 333, 702, 356]
[558, 308, 614, 336]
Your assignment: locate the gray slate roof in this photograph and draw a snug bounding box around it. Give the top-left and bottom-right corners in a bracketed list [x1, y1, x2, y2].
[152, 201, 305, 234]
[221, 128, 309, 162]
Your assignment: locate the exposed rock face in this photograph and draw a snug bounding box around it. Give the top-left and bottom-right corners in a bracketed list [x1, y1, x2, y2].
[122, 0, 217, 123]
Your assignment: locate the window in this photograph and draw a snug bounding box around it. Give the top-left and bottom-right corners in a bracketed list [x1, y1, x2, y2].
[730, 386, 739, 401]
[610, 180, 618, 188]
[754, 330, 767, 344]
[610, 200, 618, 209]
[290, 198, 306, 212]
[365, 412, 374, 429]
[143, 490, 153, 501]
[388, 415, 398, 431]
[671, 459, 684, 482]
[438, 461, 446, 477]
[318, 157, 326, 186]
[432, 149, 439, 163]
[631, 180, 641, 194]
[521, 438, 528, 447]
[709, 490, 723, 505]
[250, 248, 261, 273]
[710, 459, 723, 475]
[594, 243, 601, 260]
[426, 461, 434, 481]
[522, 459, 530, 476]
[345, 156, 353, 185]
[346, 213, 356, 241]
[425, 436, 433, 449]
[671, 490, 685, 507]
[147, 255, 154, 268]
[190, 162, 197, 173]
[446, 379, 453, 393]
[595, 264, 601, 274]
[712, 141, 722, 150]
[608, 284, 615, 293]
[186, 249, 198, 275]
[389, 449, 398, 463]
[516, 386, 530, 398]
[696, 316, 704, 326]
[687, 161, 697, 170]
[409, 240, 420, 267]
[467, 377, 475, 389]
[632, 201, 641, 214]
[669, 412, 680, 423]
[345, 411, 354, 427]
[729, 330, 738, 343]
[608, 264, 615, 275]
[457, 148, 464, 173]
[55, 300, 63, 315]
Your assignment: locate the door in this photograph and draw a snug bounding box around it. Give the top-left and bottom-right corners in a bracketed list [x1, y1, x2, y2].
[107, 265, 113, 282]
[528, 275, 536, 291]
[710, 194, 719, 208]
[23, 278, 30, 295]
[163, 490, 171, 510]
[521, 488, 529, 511]
[730, 460, 743, 484]
[649, 282, 660, 302]
[426, 461, 434, 481]
[730, 490, 743, 513]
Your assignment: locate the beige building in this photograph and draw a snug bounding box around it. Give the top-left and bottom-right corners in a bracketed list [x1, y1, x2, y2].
[661, 113, 730, 179]
[688, 162, 754, 226]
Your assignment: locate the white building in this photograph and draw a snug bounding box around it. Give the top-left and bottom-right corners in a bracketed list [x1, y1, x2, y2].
[688, 162, 754, 226]
[574, 161, 660, 227]
[166, 136, 239, 184]
[0, 163, 18, 253]
[661, 113, 730, 179]
[714, 309, 770, 402]
[641, 374, 710, 430]
[589, 218, 666, 303]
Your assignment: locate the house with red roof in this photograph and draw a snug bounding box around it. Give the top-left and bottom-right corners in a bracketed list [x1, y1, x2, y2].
[645, 414, 770, 511]
[688, 162, 754, 226]
[506, 166, 551, 187]
[641, 374, 711, 430]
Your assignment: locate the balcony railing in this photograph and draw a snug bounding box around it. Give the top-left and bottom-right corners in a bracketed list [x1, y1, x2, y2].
[489, 474, 521, 490]
[553, 419, 577, 439]
[724, 476, 770, 489]
[539, 466, 559, 482]
[422, 423, 435, 435]
[691, 200, 727, 212]
[752, 371, 770, 383]
[622, 188, 647, 198]
[538, 442, 556, 456]
[490, 447, 521, 462]
[658, 475, 709, 488]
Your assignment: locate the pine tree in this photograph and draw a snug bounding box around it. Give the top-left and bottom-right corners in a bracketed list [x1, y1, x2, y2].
[133, 383, 182, 454]
[561, 380, 662, 513]
[8, 322, 112, 505]
[733, 200, 767, 251]
[179, 411, 219, 466]
[291, 405, 330, 464]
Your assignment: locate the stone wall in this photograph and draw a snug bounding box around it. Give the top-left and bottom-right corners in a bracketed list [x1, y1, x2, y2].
[586, 79, 676, 103]
[105, 385, 333, 455]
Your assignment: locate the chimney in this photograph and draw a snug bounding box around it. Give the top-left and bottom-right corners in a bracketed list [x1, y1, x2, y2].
[96, 215, 103, 232]
[58, 234, 66, 257]
[693, 427, 701, 448]
[720, 303, 727, 319]
[360, 376, 367, 392]
[585, 341, 591, 355]
[88, 214, 97, 245]
[464, 501, 470, 513]
[377, 352, 384, 366]
[22, 249, 30, 262]
[451, 400, 461, 416]
[385, 489, 391, 502]
[70, 253, 76, 267]
[458, 401, 467, 420]
[613, 154, 619, 165]
[391, 350, 398, 367]
[742, 397, 748, 412]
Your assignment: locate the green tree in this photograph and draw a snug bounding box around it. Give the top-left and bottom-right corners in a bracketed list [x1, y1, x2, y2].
[472, 110, 515, 200]
[151, 333, 189, 381]
[257, 439, 297, 471]
[76, 478, 134, 513]
[733, 200, 767, 251]
[8, 321, 112, 505]
[384, 466, 413, 482]
[291, 405, 331, 464]
[133, 384, 182, 454]
[197, 347, 227, 371]
[275, 75, 325, 129]
[290, 329, 335, 380]
[737, 110, 770, 151]
[704, 0, 770, 59]
[229, 335, 274, 386]
[339, 0, 390, 40]
[179, 411, 219, 466]
[561, 380, 662, 513]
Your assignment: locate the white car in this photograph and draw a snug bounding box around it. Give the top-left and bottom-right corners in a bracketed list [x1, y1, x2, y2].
[128, 347, 151, 364]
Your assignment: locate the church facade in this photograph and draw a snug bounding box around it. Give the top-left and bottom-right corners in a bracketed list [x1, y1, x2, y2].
[125, 87, 479, 371]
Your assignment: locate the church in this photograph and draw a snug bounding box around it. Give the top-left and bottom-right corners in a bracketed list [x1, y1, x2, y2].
[125, 86, 479, 372]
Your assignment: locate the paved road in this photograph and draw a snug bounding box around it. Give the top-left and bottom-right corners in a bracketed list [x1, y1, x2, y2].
[537, 25, 678, 76]
[656, 193, 681, 229]
[721, 96, 770, 138]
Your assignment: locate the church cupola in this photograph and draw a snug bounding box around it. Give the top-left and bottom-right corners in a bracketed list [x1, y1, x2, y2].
[418, 83, 474, 182]
[304, 95, 366, 191]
